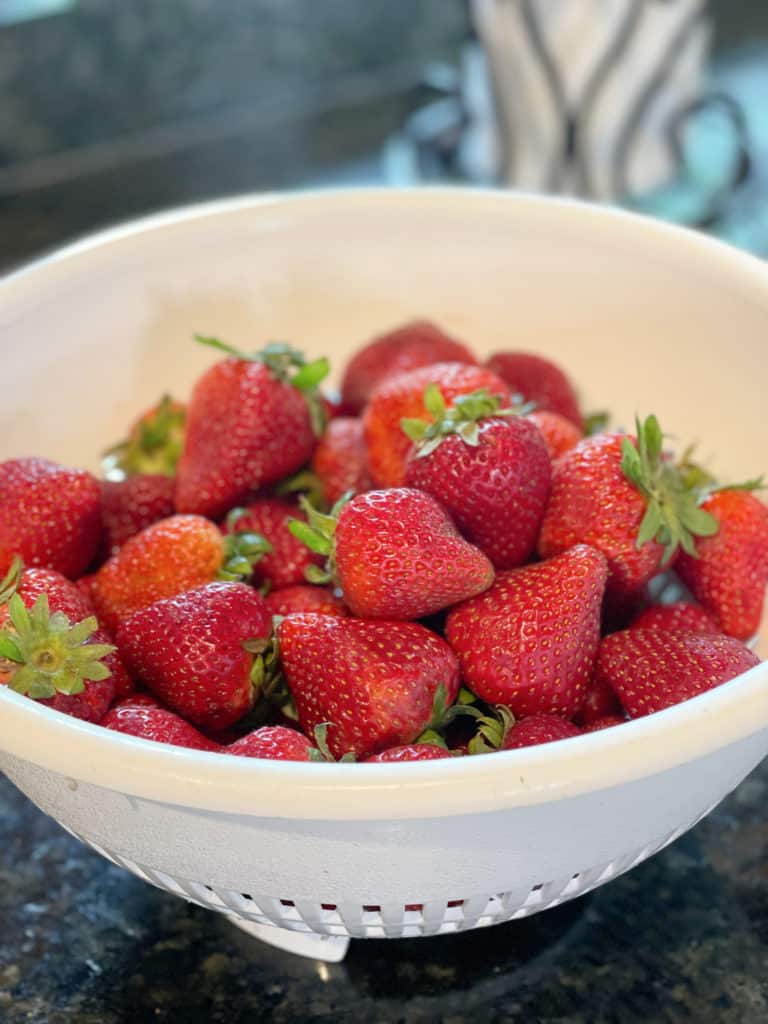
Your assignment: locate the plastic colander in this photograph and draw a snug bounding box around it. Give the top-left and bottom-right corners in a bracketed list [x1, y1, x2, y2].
[0, 190, 766, 962]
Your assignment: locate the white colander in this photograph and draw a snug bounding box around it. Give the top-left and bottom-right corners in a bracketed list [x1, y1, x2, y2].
[0, 190, 766, 962]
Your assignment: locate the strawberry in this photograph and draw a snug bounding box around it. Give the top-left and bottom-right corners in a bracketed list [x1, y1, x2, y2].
[225, 499, 323, 591]
[594, 628, 760, 717]
[0, 457, 101, 579]
[363, 362, 510, 488]
[576, 673, 622, 726]
[116, 581, 272, 730]
[584, 715, 626, 732]
[502, 715, 583, 749]
[365, 744, 452, 763]
[99, 474, 176, 557]
[0, 564, 117, 724]
[74, 574, 97, 612]
[103, 394, 186, 478]
[91, 513, 270, 632]
[0, 561, 131, 696]
[526, 410, 582, 461]
[0, 565, 133, 700]
[175, 338, 329, 519]
[102, 700, 222, 751]
[484, 351, 582, 428]
[311, 417, 373, 505]
[225, 725, 314, 761]
[445, 545, 607, 718]
[629, 602, 720, 635]
[402, 386, 551, 569]
[290, 489, 494, 620]
[264, 584, 348, 618]
[538, 415, 719, 603]
[277, 613, 460, 760]
[341, 320, 477, 413]
[675, 489, 768, 640]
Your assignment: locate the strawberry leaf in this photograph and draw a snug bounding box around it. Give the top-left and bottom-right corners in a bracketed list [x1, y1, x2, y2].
[0, 633, 23, 663]
[287, 519, 332, 556]
[292, 357, 330, 392]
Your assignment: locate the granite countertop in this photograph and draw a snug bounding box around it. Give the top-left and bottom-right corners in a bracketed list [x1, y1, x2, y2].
[1, 761, 767, 1023]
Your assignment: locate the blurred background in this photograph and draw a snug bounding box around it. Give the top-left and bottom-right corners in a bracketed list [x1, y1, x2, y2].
[1, 0, 767, 270]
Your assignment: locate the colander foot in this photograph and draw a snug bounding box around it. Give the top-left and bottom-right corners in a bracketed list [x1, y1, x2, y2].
[227, 916, 350, 962]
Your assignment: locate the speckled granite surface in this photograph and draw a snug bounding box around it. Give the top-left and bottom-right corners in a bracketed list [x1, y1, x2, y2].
[1, 760, 766, 1023]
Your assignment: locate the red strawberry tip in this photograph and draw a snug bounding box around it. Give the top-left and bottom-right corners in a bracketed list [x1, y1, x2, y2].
[620, 414, 719, 564]
[194, 335, 330, 435]
[0, 592, 114, 699]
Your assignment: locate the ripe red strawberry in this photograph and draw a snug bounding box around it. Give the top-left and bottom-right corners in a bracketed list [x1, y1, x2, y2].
[0, 564, 118, 724]
[91, 513, 269, 632]
[538, 416, 719, 603]
[264, 584, 348, 618]
[363, 362, 510, 487]
[526, 410, 582, 461]
[402, 387, 551, 569]
[102, 700, 222, 751]
[484, 351, 582, 427]
[311, 417, 373, 505]
[116, 581, 272, 730]
[0, 562, 132, 703]
[175, 339, 328, 519]
[103, 394, 186, 477]
[225, 725, 314, 761]
[502, 715, 583, 749]
[365, 744, 452, 763]
[0, 457, 101, 579]
[341, 320, 477, 413]
[291, 488, 494, 619]
[225, 499, 322, 591]
[445, 545, 607, 717]
[277, 613, 460, 760]
[74, 574, 97, 612]
[584, 715, 626, 732]
[675, 489, 768, 640]
[594, 628, 760, 717]
[99, 474, 176, 557]
[576, 673, 622, 726]
[629, 602, 720, 635]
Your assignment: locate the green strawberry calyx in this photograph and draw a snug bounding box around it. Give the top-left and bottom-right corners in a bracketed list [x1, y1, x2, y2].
[308, 723, 356, 763]
[286, 492, 352, 586]
[466, 705, 516, 755]
[620, 414, 719, 563]
[219, 508, 274, 582]
[0, 593, 114, 699]
[0, 556, 23, 607]
[401, 385, 528, 458]
[195, 335, 330, 436]
[102, 393, 186, 478]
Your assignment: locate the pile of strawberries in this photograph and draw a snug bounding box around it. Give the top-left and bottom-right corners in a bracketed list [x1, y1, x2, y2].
[0, 320, 766, 763]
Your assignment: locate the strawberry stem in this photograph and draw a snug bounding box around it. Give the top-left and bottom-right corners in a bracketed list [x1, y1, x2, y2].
[194, 336, 330, 436]
[401, 386, 522, 458]
[0, 593, 114, 699]
[287, 493, 352, 585]
[620, 414, 719, 563]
